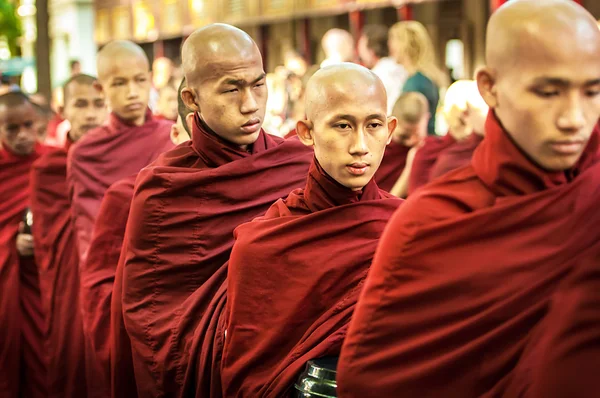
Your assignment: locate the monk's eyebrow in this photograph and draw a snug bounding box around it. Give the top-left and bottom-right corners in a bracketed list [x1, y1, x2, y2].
[223, 73, 266, 87]
[329, 114, 357, 123]
[367, 113, 386, 120]
[531, 77, 600, 87]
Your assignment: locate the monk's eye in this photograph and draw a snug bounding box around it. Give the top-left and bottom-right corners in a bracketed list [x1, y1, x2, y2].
[334, 123, 351, 131]
[585, 87, 600, 97]
[254, 83, 265, 89]
[368, 122, 384, 129]
[112, 81, 125, 87]
[23, 121, 34, 128]
[223, 88, 238, 94]
[136, 76, 147, 83]
[533, 88, 559, 98]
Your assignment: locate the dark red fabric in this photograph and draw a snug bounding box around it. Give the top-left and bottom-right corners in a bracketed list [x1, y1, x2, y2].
[374, 140, 410, 192]
[79, 175, 136, 398]
[338, 112, 600, 398]
[67, 109, 173, 264]
[45, 114, 64, 147]
[284, 128, 297, 139]
[407, 133, 456, 195]
[430, 133, 484, 180]
[115, 115, 313, 397]
[503, 252, 600, 398]
[0, 144, 49, 398]
[30, 141, 87, 398]
[221, 158, 401, 397]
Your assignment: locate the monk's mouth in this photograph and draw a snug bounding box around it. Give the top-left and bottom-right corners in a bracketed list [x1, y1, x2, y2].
[241, 119, 261, 134]
[549, 141, 584, 156]
[347, 163, 369, 176]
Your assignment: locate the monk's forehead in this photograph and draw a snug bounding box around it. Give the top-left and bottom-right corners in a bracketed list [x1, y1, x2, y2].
[193, 50, 263, 85]
[98, 53, 149, 80]
[0, 101, 34, 122]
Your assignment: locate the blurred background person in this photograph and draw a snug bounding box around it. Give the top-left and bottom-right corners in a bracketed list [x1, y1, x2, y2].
[154, 82, 179, 121]
[358, 24, 407, 114]
[389, 21, 448, 135]
[320, 28, 356, 68]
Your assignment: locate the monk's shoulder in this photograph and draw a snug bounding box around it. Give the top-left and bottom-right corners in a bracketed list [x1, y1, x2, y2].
[400, 166, 494, 228]
[69, 125, 111, 160]
[106, 175, 137, 203]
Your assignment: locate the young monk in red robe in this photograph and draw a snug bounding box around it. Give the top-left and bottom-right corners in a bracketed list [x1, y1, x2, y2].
[67, 40, 174, 264]
[116, 23, 313, 397]
[338, 1, 600, 397]
[221, 62, 402, 397]
[30, 74, 108, 398]
[0, 92, 50, 398]
[430, 80, 489, 180]
[79, 78, 191, 398]
[374, 92, 428, 193]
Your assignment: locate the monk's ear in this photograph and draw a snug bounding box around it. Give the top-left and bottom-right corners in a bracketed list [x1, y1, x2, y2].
[386, 116, 398, 145]
[185, 112, 194, 133]
[296, 120, 314, 147]
[181, 88, 200, 113]
[476, 67, 498, 108]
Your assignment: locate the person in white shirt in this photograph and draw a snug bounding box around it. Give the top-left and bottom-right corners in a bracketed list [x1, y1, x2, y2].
[358, 25, 407, 114]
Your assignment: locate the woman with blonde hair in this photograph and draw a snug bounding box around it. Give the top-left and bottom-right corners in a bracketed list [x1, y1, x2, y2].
[389, 21, 448, 135]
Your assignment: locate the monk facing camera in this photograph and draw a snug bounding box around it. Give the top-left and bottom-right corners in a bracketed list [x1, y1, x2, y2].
[338, 0, 600, 397]
[221, 63, 402, 397]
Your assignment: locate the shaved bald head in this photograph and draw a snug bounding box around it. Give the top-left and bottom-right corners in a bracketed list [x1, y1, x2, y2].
[182, 24, 260, 87]
[321, 29, 355, 65]
[97, 40, 149, 82]
[305, 63, 386, 122]
[180, 24, 267, 148]
[477, 0, 600, 171]
[298, 63, 396, 190]
[391, 92, 430, 147]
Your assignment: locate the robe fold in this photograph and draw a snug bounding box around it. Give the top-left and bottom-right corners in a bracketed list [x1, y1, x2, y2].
[67, 109, 173, 263]
[30, 139, 87, 398]
[502, 252, 600, 398]
[118, 115, 313, 397]
[338, 112, 600, 398]
[0, 143, 49, 398]
[407, 133, 455, 195]
[430, 133, 483, 180]
[374, 140, 410, 192]
[221, 158, 402, 397]
[80, 175, 136, 398]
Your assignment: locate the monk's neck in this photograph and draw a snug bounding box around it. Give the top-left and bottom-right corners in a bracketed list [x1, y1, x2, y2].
[132, 114, 146, 126]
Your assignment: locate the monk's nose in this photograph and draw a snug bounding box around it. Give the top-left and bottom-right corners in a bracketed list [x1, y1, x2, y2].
[558, 93, 586, 133]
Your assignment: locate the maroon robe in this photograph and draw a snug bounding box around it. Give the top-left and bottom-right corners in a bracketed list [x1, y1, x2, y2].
[430, 133, 484, 180]
[221, 158, 402, 397]
[407, 133, 455, 195]
[503, 252, 600, 397]
[79, 175, 136, 398]
[67, 109, 173, 263]
[30, 139, 87, 398]
[0, 143, 49, 398]
[374, 140, 410, 192]
[116, 115, 313, 397]
[337, 112, 600, 397]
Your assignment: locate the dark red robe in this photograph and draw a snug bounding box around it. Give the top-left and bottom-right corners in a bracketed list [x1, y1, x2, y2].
[430, 133, 484, 180]
[221, 158, 402, 397]
[407, 133, 455, 195]
[374, 140, 410, 192]
[503, 252, 600, 397]
[79, 175, 136, 398]
[115, 115, 313, 397]
[30, 139, 87, 398]
[337, 112, 600, 397]
[0, 143, 49, 398]
[67, 110, 173, 263]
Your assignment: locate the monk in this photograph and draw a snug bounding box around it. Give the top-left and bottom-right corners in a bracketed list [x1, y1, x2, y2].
[30, 74, 108, 398]
[430, 80, 489, 179]
[67, 40, 174, 265]
[155, 83, 178, 121]
[338, 1, 600, 397]
[79, 78, 191, 398]
[0, 91, 50, 398]
[374, 91, 428, 194]
[406, 79, 484, 195]
[221, 63, 402, 397]
[117, 23, 313, 397]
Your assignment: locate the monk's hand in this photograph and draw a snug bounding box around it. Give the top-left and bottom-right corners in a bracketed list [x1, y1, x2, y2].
[16, 222, 34, 257]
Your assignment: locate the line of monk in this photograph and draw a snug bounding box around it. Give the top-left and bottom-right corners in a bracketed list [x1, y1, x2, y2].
[1, 0, 599, 396]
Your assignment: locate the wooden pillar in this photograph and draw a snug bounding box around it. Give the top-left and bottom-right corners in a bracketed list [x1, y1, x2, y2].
[259, 25, 269, 71]
[297, 18, 311, 63]
[397, 5, 414, 21]
[153, 40, 165, 59]
[35, 0, 51, 99]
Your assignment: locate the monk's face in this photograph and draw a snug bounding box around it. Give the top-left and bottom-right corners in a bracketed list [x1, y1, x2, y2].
[99, 56, 151, 125]
[63, 82, 108, 142]
[479, 31, 600, 171]
[300, 80, 396, 191]
[0, 101, 37, 155]
[393, 115, 428, 147]
[187, 51, 267, 147]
